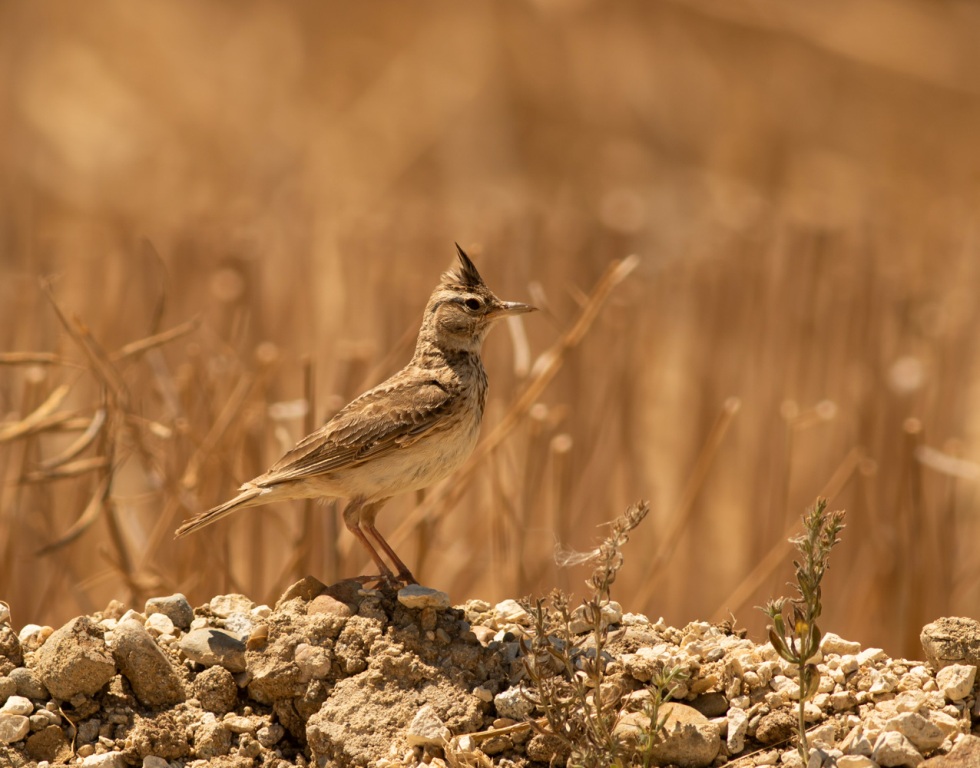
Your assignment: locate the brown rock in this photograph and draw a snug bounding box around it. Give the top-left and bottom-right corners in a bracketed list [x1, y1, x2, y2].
[756, 709, 797, 745]
[276, 575, 328, 607]
[307, 595, 353, 618]
[111, 620, 185, 708]
[25, 725, 70, 763]
[920, 617, 980, 671]
[125, 712, 190, 761]
[193, 665, 239, 715]
[0, 626, 22, 674]
[33, 617, 116, 700]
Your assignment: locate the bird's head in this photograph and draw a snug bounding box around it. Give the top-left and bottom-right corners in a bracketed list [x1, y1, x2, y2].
[420, 244, 535, 355]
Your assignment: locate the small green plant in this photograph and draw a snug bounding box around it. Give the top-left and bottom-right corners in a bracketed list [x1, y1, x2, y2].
[761, 498, 846, 763]
[521, 501, 684, 768]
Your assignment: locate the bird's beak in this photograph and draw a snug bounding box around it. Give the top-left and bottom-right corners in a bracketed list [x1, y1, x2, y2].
[492, 300, 537, 317]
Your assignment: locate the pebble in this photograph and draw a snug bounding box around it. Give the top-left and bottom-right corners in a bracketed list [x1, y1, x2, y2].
[29, 708, 60, 729]
[493, 599, 531, 626]
[857, 647, 887, 665]
[17, 624, 49, 645]
[144, 612, 175, 637]
[0, 695, 32, 716]
[80, 752, 127, 768]
[179, 628, 247, 672]
[836, 757, 876, 768]
[118, 609, 147, 625]
[0, 713, 30, 744]
[472, 685, 493, 702]
[406, 705, 450, 747]
[397, 585, 450, 611]
[872, 730, 923, 766]
[145, 594, 194, 630]
[727, 705, 748, 753]
[295, 643, 332, 680]
[110, 619, 185, 707]
[614, 703, 721, 767]
[142, 756, 170, 768]
[33, 617, 116, 699]
[821, 632, 861, 656]
[307, 595, 352, 618]
[494, 686, 534, 719]
[886, 711, 945, 752]
[210, 593, 254, 618]
[935, 663, 976, 701]
[257, 722, 284, 747]
[568, 601, 623, 634]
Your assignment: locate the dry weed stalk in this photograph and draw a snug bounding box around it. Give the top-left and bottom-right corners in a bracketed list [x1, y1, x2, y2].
[521, 501, 685, 767]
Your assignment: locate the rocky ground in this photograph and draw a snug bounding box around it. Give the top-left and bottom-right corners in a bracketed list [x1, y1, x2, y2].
[0, 578, 977, 768]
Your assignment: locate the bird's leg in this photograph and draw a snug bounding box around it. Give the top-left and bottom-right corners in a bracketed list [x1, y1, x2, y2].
[361, 500, 418, 585]
[342, 498, 396, 581]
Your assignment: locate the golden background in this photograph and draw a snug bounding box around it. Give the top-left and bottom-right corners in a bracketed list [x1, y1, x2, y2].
[2, 1, 979, 658]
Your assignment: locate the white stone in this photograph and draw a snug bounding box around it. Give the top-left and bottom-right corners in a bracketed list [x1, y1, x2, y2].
[397, 585, 450, 611]
[840, 725, 874, 756]
[0, 713, 30, 744]
[870, 671, 898, 694]
[406, 705, 450, 747]
[872, 730, 923, 767]
[493, 599, 531, 626]
[727, 706, 748, 753]
[294, 643, 332, 680]
[771, 675, 798, 696]
[0, 696, 32, 716]
[830, 690, 857, 711]
[927, 710, 961, 738]
[810, 722, 836, 749]
[472, 686, 493, 703]
[81, 753, 128, 768]
[494, 686, 533, 719]
[821, 632, 862, 656]
[251, 604, 272, 619]
[857, 647, 887, 666]
[210, 593, 254, 617]
[144, 612, 175, 637]
[569, 601, 623, 634]
[935, 664, 976, 701]
[119, 609, 147, 625]
[17, 624, 47, 644]
[836, 756, 876, 768]
[887, 711, 944, 752]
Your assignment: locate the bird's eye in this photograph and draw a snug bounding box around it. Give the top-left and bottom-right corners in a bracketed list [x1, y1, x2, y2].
[464, 298, 482, 311]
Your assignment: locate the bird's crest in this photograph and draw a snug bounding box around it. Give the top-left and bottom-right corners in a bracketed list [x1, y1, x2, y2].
[442, 243, 487, 291]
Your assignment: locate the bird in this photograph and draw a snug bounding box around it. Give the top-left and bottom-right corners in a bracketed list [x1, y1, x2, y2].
[175, 244, 535, 584]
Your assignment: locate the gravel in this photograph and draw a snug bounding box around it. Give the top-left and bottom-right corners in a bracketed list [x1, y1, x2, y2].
[0, 581, 976, 767]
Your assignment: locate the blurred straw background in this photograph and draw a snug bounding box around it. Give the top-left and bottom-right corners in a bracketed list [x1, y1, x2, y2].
[2, 1, 980, 659]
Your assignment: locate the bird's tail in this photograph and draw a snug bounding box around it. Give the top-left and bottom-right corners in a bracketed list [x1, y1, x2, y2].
[174, 485, 265, 537]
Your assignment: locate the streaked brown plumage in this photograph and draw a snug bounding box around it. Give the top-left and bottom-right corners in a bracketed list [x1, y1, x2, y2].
[175, 245, 535, 583]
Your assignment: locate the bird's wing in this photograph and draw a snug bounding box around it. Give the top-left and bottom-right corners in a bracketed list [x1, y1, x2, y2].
[253, 376, 455, 486]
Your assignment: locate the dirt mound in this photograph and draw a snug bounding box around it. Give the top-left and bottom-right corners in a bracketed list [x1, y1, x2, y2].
[0, 581, 977, 767]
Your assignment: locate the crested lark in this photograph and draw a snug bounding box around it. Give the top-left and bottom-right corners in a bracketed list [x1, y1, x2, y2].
[175, 245, 535, 584]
